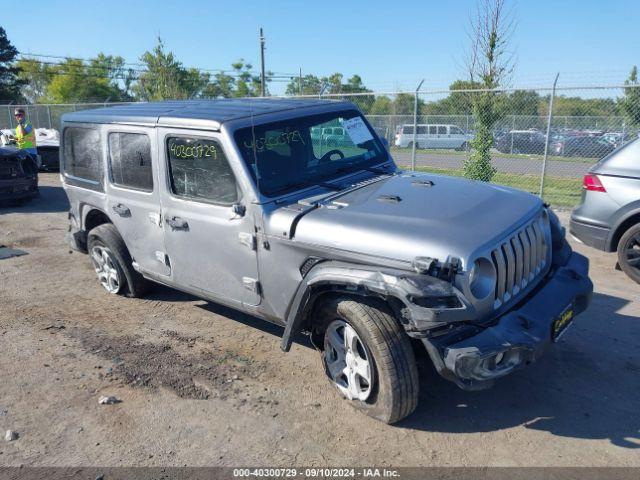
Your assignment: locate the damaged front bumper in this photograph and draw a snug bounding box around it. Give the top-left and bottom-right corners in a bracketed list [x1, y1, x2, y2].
[422, 251, 592, 390]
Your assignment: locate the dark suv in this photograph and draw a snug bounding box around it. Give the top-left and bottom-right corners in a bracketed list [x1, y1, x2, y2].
[0, 147, 39, 204]
[495, 130, 546, 154]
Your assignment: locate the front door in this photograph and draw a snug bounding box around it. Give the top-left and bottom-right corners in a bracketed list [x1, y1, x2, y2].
[157, 129, 260, 307]
[104, 126, 169, 277]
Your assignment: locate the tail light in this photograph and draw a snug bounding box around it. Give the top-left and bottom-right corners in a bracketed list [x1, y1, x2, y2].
[583, 174, 606, 192]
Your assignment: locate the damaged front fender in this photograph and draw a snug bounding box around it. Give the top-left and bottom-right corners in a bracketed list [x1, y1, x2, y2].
[280, 261, 476, 352]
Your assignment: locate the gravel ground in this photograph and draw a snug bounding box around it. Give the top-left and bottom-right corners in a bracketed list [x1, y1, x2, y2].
[0, 173, 638, 467]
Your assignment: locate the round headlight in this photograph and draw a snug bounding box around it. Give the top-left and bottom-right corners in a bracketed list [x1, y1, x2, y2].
[468, 257, 496, 300]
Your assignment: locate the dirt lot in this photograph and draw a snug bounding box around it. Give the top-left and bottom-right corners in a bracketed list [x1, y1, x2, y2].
[0, 173, 638, 467]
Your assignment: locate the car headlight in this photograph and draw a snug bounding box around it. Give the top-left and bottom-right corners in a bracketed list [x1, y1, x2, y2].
[468, 257, 496, 300]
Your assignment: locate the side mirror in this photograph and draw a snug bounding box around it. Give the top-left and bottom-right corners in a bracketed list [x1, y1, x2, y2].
[232, 203, 246, 217]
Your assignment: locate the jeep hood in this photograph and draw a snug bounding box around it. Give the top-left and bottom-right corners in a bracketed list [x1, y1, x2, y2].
[280, 172, 543, 268]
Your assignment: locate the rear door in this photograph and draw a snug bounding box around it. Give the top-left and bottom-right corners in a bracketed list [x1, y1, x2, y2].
[157, 128, 260, 307]
[104, 125, 169, 277]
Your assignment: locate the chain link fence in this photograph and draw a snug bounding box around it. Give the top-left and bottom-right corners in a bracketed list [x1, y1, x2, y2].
[3, 83, 639, 208]
[0, 102, 133, 132]
[304, 83, 640, 208]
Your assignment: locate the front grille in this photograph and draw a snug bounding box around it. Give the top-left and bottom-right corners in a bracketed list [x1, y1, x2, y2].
[490, 213, 548, 309]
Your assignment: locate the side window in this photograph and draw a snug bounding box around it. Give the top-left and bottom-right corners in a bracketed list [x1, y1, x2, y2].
[108, 132, 153, 191]
[166, 136, 238, 205]
[403, 126, 413, 134]
[428, 126, 437, 135]
[450, 126, 462, 135]
[63, 127, 102, 182]
[437, 126, 447, 135]
[416, 126, 427, 135]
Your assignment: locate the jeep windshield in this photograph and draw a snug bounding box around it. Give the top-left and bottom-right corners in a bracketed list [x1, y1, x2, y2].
[234, 110, 388, 197]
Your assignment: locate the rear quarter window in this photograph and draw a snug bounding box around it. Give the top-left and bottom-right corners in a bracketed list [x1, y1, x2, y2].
[63, 127, 102, 186]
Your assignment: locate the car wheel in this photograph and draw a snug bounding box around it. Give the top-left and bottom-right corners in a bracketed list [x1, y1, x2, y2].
[87, 223, 150, 297]
[617, 224, 640, 284]
[316, 296, 419, 424]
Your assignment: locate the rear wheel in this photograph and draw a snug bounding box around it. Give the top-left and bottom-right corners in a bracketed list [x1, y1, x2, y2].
[617, 223, 640, 284]
[87, 223, 150, 297]
[316, 297, 419, 424]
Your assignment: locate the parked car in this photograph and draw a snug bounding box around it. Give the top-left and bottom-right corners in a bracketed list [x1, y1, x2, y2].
[495, 130, 547, 154]
[36, 128, 60, 171]
[553, 135, 615, 158]
[394, 124, 471, 150]
[1, 127, 60, 170]
[571, 138, 640, 283]
[61, 99, 592, 424]
[0, 146, 38, 204]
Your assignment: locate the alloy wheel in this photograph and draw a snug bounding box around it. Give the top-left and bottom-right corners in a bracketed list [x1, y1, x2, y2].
[90, 245, 122, 294]
[624, 234, 640, 272]
[324, 319, 373, 401]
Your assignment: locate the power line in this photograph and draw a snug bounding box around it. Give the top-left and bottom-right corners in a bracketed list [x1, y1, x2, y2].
[18, 51, 297, 77]
[16, 57, 296, 85]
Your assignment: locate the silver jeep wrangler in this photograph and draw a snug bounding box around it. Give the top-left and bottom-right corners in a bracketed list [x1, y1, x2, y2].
[62, 99, 592, 424]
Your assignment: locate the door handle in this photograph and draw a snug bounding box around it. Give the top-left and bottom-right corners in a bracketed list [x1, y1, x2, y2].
[112, 203, 131, 217]
[166, 216, 189, 231]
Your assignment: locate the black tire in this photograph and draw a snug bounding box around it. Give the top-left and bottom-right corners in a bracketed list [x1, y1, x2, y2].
[617, 223, 640, 284]
[315, 296, 419, 424]
[87, 223, 150, 297]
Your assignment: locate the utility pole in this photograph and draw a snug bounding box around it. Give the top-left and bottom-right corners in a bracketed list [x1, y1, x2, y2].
[299, 67, 303, 95]
[259, 28, 266, 97]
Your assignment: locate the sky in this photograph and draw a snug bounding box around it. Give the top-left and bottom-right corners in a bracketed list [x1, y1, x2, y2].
[3, 0, 639, 95]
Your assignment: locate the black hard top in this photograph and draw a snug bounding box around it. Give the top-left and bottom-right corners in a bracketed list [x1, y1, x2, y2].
[62, 98, 351, 129]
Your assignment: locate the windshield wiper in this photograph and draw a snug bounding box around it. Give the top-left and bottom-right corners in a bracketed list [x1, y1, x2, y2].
[333, 163, 391, 176]
[363, 164, 392, 174]
[268, 179, 341, 196]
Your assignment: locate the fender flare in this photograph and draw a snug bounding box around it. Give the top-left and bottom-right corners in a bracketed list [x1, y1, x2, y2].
[280, 261, 466, 352]
[606, 201, 640, 251]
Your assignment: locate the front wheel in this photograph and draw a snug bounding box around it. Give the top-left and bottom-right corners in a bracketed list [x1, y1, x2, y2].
[617, 223, 640, 284]
[316, 297, 419, 424]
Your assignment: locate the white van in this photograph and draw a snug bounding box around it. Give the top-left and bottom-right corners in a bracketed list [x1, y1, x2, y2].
[394, 124, 471, 150]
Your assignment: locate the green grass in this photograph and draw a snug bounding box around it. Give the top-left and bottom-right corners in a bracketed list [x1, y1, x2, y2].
[408, 165, 583, 208]
[390, 146, 597, 164]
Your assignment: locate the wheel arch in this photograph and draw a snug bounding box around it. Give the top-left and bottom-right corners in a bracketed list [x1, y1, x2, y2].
[607, 207, 640, 252]
[280, 262, 415, 353]
[83, 206, 113, 233]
